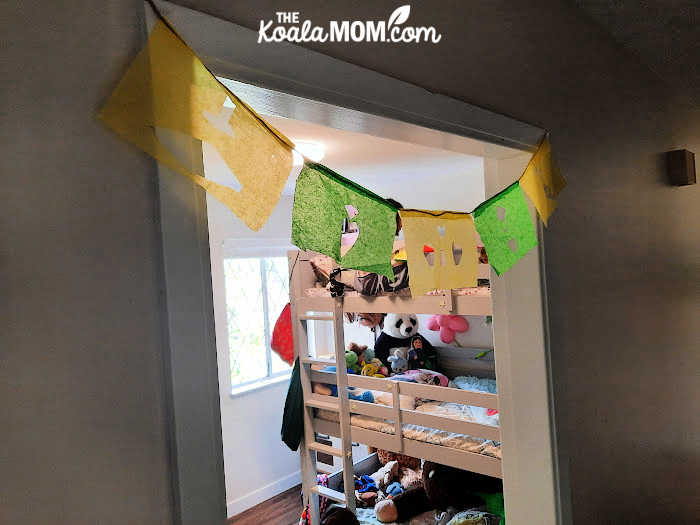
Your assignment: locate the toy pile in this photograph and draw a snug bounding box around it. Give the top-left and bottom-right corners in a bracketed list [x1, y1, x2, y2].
[372, 459, 505, 524]
[354, 454, 423, 512]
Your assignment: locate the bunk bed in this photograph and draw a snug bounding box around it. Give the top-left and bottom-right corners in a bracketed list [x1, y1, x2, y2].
[289, 250, 501, 524]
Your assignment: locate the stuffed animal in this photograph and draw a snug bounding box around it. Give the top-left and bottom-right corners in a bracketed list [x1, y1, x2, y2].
[375, 461, 503, 523]
[374, 313, 438, 371]
[370, 460, 399, 491]
[345, 350, 361, 374]
[348, 342, 368, 368]
[385, 482, 403, 497]
[387, 347, 409, 374]
[361, 359, 387, 378]
[398, 466, 423, 491]
[355, 475, 378, 494]
[313, 366, 374, 403]
[349, 390, 374, 403]
[427, 315, 470, 345]
[357, 491, 378, 507]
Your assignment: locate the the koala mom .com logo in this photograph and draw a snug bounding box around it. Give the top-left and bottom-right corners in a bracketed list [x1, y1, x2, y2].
[258, 5, 442, 44]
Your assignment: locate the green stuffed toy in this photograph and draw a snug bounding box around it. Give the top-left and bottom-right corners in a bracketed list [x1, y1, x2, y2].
[345, 350, 361, 373]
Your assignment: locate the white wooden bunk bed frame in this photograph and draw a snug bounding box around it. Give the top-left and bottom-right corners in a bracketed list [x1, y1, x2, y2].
[289, 250, 500, 523]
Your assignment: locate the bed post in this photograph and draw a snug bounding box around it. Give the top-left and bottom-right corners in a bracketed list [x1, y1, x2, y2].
[289, 251, 321, 525]
[391, 381, 404, 453]
[333, 296, 356, 513]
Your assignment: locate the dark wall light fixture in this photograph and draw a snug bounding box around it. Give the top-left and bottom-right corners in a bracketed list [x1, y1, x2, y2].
[665, 149, 696, 186]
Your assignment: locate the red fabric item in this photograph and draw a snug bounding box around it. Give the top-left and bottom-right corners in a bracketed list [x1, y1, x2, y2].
[271, 303, 294, 365]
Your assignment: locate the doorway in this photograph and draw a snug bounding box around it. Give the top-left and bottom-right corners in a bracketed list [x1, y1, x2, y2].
[146, 2, 565, 524]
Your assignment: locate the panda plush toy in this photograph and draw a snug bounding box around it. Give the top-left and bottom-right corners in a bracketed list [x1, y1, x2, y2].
[374, 313, 438, 372]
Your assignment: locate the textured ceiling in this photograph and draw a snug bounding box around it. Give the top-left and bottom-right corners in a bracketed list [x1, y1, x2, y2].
[573, 0, 700, 104]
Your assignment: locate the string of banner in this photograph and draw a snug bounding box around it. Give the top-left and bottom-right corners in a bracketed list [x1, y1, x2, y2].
[100, 17, 566, 295]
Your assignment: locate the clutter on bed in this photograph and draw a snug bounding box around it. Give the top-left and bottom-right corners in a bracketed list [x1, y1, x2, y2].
[315, 401, 501, 459]
[444, 509, 501, 525]
[374, 313, 438, 372]
[308, 247, 492, 303]
[313, 372, 501, 460]
[309, 248, 410, 298]
[390, 369, 449, 387]
[370, 460, 399, 492]
[398, 466, 423, 492]
[374, 461, 503, 523]
[312, 366, 375, 403]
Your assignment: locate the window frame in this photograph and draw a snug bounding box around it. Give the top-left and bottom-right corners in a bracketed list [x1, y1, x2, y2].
[222, 255, 292, 395]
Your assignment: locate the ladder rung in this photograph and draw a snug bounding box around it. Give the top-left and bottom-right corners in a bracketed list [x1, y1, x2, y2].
[308, 441, 343, 457]
[300, 314, 334, 321]
[305, 395, 339, 411]
[301, 356, 336, 366]
[312, 485, 346, 504]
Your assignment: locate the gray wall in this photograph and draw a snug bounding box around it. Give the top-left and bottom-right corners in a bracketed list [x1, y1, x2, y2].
[2, 0, 698, 524]
[1, 1, 173, 524]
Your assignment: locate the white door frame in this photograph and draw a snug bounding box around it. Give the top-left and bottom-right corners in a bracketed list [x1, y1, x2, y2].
[145, 1, 570, 524]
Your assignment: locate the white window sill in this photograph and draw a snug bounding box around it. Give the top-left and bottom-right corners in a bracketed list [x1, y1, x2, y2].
[230, 372, 291, 399]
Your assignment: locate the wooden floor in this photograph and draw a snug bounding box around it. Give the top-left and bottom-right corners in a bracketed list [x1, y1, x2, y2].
[228, 484, 303, 525]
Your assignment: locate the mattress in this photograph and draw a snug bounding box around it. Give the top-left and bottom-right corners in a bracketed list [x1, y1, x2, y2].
[316, 399, 501, 459]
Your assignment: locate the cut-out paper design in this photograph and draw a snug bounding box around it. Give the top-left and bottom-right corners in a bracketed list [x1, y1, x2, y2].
[400, 211, 479, 295]
[340, 205, 360, 256]
[99, 20, 294, 231]
[472, 183, 537, 275]
[518, 136, 567, 226]
[292, 163, 398, 279]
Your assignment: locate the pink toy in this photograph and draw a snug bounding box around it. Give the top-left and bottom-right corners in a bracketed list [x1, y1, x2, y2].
[427, 315, 469, 344]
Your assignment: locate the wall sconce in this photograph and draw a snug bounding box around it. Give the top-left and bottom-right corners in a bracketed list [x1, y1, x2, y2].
[665, 149, 696, 186]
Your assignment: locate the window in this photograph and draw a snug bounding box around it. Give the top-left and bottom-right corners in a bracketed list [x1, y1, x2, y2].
[223, 256, 291, 389]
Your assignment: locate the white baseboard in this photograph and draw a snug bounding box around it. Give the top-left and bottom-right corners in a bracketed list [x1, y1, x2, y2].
[227, 470, 302, 518]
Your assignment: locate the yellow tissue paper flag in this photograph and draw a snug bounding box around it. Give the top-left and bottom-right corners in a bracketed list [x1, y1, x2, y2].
[99, 20, 294, 231]
[518, 136, 566, 226]
[400, 210, 479, 296]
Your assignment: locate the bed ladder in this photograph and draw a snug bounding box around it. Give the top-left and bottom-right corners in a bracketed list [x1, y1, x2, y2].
[293, 296, 356, 525]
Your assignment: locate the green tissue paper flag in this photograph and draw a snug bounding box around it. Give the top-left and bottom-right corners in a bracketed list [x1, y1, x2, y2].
[473, 183, 537, 276]
[292, 163, 397, 279]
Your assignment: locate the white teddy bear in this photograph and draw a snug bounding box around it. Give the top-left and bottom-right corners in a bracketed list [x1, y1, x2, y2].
[387, 347, 409, 373]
